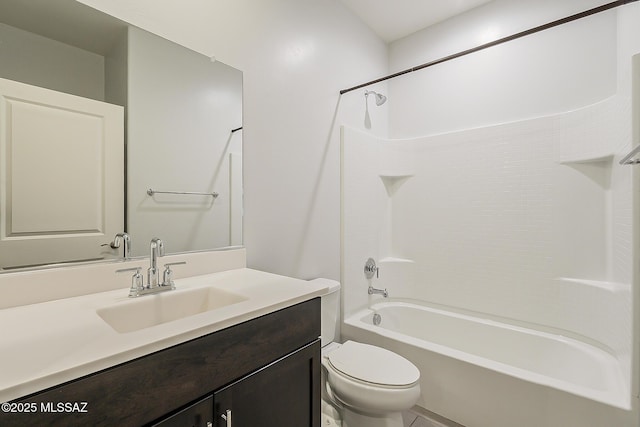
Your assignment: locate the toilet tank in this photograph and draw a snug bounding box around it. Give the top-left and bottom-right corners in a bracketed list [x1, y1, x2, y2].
[309, 279, 341, 347]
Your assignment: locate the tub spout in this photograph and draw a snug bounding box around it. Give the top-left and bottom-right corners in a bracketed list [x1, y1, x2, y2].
[368, 285, 388, 298]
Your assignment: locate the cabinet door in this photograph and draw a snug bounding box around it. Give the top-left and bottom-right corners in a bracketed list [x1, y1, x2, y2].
[214, 341, 320, 427]
[152, 395, 213, 427]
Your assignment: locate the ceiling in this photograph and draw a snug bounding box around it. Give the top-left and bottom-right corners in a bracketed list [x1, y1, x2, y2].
[0, 0, 494, 54]
[338, 0, 494, 42]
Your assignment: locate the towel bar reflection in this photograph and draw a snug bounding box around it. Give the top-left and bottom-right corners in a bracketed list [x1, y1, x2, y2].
[147, 188, 219, 198]
[619, 145, 640, 165]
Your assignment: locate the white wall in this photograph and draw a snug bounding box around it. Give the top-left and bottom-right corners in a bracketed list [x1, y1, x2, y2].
[76, 0, 389, 280]
[388, 0, 617, 138]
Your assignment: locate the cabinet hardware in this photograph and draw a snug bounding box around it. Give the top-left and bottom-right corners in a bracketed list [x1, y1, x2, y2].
[221, 409, 232, 426]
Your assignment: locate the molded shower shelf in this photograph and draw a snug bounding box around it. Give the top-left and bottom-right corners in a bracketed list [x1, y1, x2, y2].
[379, 257, 414, 264]
[557, 153, 613, 165]
[555, 277, 630, 292]
[379, 174, 413, 196]
[376, 258, 416, 292]
[379, 174, 414, 179]
[554, 151, 613, 280]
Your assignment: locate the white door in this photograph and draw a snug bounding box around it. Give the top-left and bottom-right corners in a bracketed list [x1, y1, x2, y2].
[0, 77, 124, 269]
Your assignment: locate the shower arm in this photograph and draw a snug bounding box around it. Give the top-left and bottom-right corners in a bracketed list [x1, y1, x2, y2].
[365, 90, 387, 106]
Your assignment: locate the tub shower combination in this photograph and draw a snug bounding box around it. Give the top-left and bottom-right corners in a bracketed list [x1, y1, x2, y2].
[340, 95, 636, 427]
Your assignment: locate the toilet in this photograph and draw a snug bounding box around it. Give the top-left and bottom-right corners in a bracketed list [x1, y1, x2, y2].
[313, 279, 421, 427]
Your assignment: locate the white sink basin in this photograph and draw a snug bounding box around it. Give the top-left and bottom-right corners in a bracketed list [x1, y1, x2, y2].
[97, 286, 247, 333]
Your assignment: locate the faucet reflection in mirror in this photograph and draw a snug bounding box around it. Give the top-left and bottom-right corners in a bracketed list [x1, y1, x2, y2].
[117, 237, 186, 298]
[102, 233, 131, 260]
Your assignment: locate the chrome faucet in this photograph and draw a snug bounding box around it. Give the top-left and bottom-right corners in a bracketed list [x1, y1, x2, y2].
[368, 285, 388, 298]
[116, 237, 186, 297]
[364, 257, 388, 298]
[103, 232, 131, 259]
[148, 237, 165, 287]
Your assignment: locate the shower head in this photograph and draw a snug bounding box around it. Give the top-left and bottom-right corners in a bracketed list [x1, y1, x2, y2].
[365, 90, 387, 106]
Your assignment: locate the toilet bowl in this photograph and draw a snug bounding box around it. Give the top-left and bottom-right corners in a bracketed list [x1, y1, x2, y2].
[322, 340, 420, 427]
[312, 278, 421, 427]
[323, 341, 421, 413]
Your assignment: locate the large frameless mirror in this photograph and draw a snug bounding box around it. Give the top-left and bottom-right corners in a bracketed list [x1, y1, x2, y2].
[0, 0, 243, 271]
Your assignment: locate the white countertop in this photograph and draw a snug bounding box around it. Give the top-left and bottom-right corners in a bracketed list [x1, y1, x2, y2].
[0, 268, 327, 402]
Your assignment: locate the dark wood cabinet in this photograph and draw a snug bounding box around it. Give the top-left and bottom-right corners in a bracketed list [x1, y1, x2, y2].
[2, 298, 321, 427]
[152, 395, 213, 427]
[213, 342, 319, 427]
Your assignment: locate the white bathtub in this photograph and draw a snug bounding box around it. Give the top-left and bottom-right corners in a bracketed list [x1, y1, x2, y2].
[342, 301, 633, 427]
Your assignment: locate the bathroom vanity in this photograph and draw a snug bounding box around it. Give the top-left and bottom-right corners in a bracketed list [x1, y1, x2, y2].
[0, 249, 326, 427]
[2, 298, 320, 427]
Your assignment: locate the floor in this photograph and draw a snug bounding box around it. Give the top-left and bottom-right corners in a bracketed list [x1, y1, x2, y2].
[402, 408, 465, 427]
[322, 400, 464, 427]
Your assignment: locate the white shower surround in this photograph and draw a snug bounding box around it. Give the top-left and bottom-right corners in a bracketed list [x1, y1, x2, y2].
[340, 94, 634, 425]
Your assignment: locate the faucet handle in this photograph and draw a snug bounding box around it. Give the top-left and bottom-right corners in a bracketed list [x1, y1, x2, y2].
[364, 258, 379, 279]
[164, 261, 187, 267]
[117, 267, 144, 297]
[162, 262, 186, 289]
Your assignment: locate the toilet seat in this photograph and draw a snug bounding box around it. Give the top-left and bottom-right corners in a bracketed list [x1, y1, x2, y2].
[322, 341, 421, 415]
[326, 340, 420, 387]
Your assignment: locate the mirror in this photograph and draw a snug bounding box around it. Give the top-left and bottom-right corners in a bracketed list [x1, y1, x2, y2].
[0, 0, 243, 270]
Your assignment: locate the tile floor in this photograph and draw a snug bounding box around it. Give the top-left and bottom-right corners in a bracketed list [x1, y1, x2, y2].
[402, 409, 465, 427]
[322, 402, 463, 427]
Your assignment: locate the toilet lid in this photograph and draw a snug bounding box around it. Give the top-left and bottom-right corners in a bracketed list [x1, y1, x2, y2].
[327, 341, 420, 386]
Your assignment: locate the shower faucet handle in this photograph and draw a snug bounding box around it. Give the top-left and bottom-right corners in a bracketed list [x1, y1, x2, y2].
[364, 258, 379, 279]
[365, 258, 387, 297]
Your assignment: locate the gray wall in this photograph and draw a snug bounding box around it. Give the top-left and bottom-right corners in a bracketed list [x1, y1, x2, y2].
[0, 23, 105, 100]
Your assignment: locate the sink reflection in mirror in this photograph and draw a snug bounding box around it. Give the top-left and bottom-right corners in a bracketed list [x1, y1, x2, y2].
[97, 286, 247, 333]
